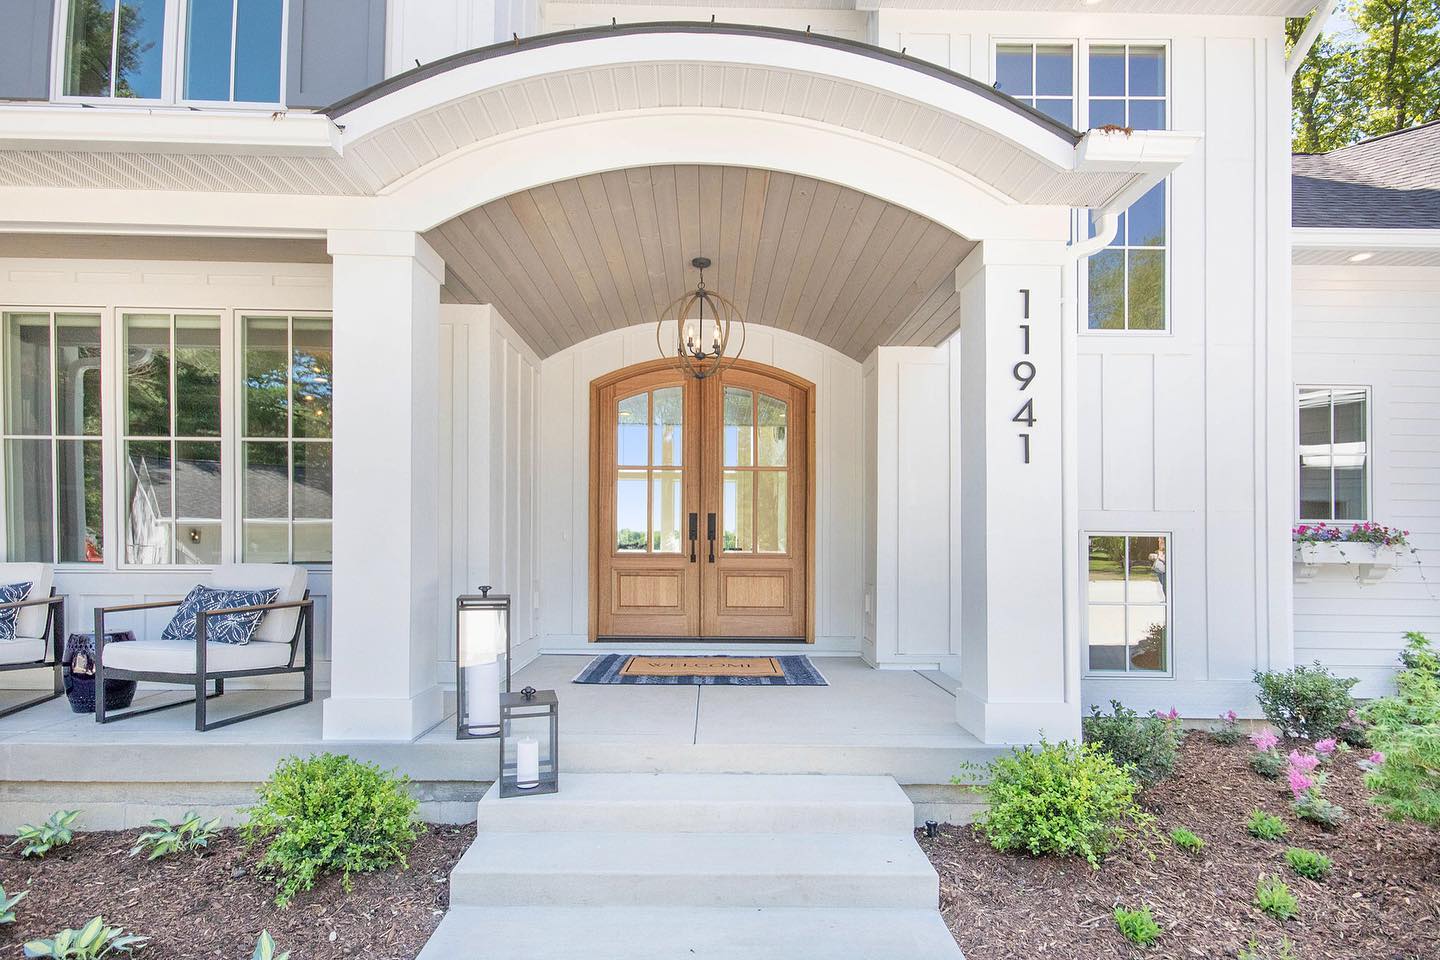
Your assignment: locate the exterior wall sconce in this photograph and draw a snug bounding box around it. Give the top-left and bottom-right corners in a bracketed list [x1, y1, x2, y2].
[456, 586, 510, 739]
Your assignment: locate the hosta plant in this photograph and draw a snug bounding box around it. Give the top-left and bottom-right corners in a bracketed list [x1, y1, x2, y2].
[22, 917, 147, 958]
[1246, 809, 1288, 841]
[1284, 847, 1332, 881]
[130, 811, 221, 860]
[251, 931, 290, 960]
[1113, 905, 1162, 946]
[1255, 874, 1298, 921]
[1169, 827, 1204, 855]
[10, 811, 78, 859]
[0, 884, 26, 924]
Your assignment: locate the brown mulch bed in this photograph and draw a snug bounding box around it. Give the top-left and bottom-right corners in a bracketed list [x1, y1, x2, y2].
[920, 733, 1440, 960]
[0, 823, 474, 959]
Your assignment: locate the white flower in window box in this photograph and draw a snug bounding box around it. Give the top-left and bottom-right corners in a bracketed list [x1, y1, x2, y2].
[1292, 523, 1408, 584]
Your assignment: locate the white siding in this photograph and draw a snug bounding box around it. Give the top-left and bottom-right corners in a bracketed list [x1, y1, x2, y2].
[1292, 264, 1440, 697]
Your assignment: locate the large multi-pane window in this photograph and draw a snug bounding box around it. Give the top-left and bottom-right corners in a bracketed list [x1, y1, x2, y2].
[995, 43, 1075, 126]
[2, 312, 104, 564]
[1298, 387, 1369, 522]
[1087, 44, 1168, 331]
[58, 0, 286, 104]
[122, 312, 223, 564]
[1086, 534, 1170, 675]
[242, 315, 333, 563]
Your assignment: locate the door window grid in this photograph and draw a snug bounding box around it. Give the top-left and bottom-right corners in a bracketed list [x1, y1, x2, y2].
[1084, 534, 1171, 676]
[722, 386, 789, 555]
[1297, 386, 1370, 523]
[614, 386, 684, 554]
[994, 42, 1076, 127]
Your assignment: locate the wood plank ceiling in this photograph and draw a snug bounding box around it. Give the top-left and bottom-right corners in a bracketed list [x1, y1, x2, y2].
[425, 164, 976, 361]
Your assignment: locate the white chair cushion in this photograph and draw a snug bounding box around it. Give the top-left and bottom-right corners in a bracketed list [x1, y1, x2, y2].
[0, 636, 46, 666]
[102, 639, 294, 674]
[205, 564, 308, 645]
[0, 562, 53, 639]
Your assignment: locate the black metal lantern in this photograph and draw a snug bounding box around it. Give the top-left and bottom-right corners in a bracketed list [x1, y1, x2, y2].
[456, 586, 510, 740]
[498, 687, 559, 797]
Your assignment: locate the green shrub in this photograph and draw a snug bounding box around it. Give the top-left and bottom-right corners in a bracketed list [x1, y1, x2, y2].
[251, 932, 289, 960]
[9, 811, 78, 859]
[1292, 791, 1347, 829]
[967, 739, 1151, 868]
[1082, 700, 1179, 787]
[1169, 827, 1204, 855]
[22, 917, 146, 958]
[242, 753, 420, 907]
[1250, 750, 1287, 778]
[1255, 874, 1298, 921]
[0, 884, 26, 924]
[1252, 662, 1358, 740]
[130, 811, 220, 861]
[1362, 632, 1440, 826]
[1212, 711, 1244, 746]
[1239, 937, 1298, 960]
[1113, 905, 1162, 946]
[1284, 847, 1332, 881]
[1247, 809, 1288, 841]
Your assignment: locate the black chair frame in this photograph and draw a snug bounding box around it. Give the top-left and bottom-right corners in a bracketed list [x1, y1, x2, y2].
[0, 589, 64, 720]
[94, 591, 313, 732]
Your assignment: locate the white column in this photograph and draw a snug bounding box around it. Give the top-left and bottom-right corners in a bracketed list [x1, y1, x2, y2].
[323, 229, 446, 741]
[954, 241, 1082, 743]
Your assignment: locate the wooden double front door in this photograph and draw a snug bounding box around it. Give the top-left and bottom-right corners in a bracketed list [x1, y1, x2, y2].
[590, 360, 812, 641]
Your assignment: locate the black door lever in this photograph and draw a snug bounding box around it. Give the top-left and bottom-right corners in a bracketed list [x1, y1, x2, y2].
[706, 512, 717, 563]
[688, 512, 698, 562]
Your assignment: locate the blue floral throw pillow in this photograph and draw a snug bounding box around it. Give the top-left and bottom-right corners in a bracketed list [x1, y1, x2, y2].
[161, 586, 280, 646]
[0, 581, 33, 641]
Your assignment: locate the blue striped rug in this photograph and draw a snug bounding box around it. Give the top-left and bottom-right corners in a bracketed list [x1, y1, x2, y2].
[573, 654, 827, 686]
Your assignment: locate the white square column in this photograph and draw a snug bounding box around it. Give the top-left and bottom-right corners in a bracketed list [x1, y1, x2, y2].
[323, 230, 446, 741]
[954, 241, 1083, 744]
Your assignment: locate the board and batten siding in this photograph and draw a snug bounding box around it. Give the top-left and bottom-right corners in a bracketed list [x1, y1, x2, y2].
[1292, 264, 1440, 698]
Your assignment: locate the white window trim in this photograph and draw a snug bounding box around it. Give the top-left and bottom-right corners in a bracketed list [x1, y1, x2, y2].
[990, 38, 1079, 127]
[1082, 530, 1175, 680]
[1295, 383, 1373, 525]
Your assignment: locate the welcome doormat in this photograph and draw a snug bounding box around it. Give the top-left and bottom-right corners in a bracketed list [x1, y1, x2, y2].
[572, 654, 827, 686]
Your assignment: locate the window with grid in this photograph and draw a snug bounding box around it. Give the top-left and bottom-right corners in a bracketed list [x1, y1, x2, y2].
[613, 386, 685, 554]
[994, 43, 1075, 126]
[722, 386, 788, 554]
[241, 314, 332, 563]
[1297, 387, 1369, 522]
[1086, 44, 1168, 331]
[1, 312, 104, 564]
[1085, 534, 1170, 674]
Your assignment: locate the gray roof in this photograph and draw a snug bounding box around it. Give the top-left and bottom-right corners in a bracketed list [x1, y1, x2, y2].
[1293, 121, 1440, 229]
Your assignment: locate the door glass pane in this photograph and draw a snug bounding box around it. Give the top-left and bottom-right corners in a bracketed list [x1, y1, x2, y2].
[652, 386, 683, 466]
[125, 439, 172, 563]
[243, 441, 288, 518]
[176, 521, 221, 564]
[1128, 605, 1167, 671]
[175, 440, 221, 518]
[757, 394, 788, 466]
[244, 316, 289, 437]
[1087, 604, 1124, 671]
[4, 439, 54, 562]
[293, 316, 333, 439]
[723, 387, 753, 467]
[5, 313, 51, 435]
[617, 393, 648, 466]
[293, 521, 333, 563]
[293, 442, 333, 519]
[651, 470, 683, 553]
[55, 314, 102, 437]
[756, 472, 787, 553]
[57, 439, 103, 563]
[64, 0, 117, 96]
[234, 0, 283, 102]
[125, 315, 170, 436]
[1086, 536, 1125, 602]
[184, 0, 233, 100]
[175, 315, 222, 437]
[115, 0, 167, 99]
[243, 521, 288, 562]
[723, 469, 753, 552]
[615, 469, 647, 552]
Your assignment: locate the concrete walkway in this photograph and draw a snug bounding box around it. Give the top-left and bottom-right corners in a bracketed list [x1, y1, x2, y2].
[417, 773, 964, 959]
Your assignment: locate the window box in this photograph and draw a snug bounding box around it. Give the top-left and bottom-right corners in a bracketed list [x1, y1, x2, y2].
[1292, 541, 1399, 583]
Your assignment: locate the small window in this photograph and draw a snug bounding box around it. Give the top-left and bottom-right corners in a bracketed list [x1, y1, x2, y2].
[1297, 387, 1369, 522]
[182, 0, 285, 103]
[1086, 44, 1168, 332]
[1086, 534, 1170, 675]
[2, 311, 104, 564]
[995, 43, 1075, 126]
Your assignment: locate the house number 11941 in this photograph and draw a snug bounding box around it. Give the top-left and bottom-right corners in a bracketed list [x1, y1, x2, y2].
[1014, 289, 1035, 463]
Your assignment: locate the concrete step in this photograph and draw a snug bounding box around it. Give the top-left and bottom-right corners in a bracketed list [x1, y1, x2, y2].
[418, 906, 964, 960]
[448, 830, 939, 908]
[476, 773, 915, 835]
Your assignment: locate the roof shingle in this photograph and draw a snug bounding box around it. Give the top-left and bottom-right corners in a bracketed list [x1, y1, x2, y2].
[1292, 121, 1440, 229]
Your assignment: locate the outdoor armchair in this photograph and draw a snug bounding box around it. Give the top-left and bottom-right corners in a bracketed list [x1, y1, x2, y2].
[0, 562, 65, 720]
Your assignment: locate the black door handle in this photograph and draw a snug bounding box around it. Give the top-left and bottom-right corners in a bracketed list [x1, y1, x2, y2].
[688, 512, 698, 563]
[707, 513, 717, 563]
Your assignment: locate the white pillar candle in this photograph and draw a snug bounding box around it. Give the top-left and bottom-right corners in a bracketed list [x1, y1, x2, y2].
[464, 659, 500, 734]
[516, 736, 540, 789]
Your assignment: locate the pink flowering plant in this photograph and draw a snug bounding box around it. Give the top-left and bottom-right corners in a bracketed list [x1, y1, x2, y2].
[1292, 521, 1409, 547]
[1249, 729, 1286, 778]
[1286, 748, 1348, 829]
[1212, 709, 1243, 746]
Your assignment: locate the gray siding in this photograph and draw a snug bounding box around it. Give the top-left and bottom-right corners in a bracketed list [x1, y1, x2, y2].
[286, 0, 386, 109]
[0, 0, 56, 101]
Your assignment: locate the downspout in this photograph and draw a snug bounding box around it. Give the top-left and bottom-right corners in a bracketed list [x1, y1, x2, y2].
[1286, 0, 1339, 78]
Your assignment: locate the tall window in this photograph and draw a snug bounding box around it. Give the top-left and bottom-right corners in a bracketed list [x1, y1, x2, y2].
[1086, 534, 1170, 675]
[1298, 387, 1369, 522]
[615, 386, 684, 553]
[242, 315, 332, 563]
[1087, 44, 1168, 331]
[2, 312, 104, 563]
[122, 312, 223, 565]
[995, 43, 1075, 126]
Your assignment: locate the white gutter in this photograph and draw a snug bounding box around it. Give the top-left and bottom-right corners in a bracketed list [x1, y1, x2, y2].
[1286, 0, 1338, 78]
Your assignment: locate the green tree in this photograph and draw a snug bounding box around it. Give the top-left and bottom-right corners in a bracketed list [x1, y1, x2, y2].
[64, 0, 153, 98]
[1352, 0, 1440, 133]
[1289, 16, 1363, 151]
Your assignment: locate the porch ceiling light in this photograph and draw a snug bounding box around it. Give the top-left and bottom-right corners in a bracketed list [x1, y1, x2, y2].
[657, 256, 747, 380]
[1347, 252, 1374, 262]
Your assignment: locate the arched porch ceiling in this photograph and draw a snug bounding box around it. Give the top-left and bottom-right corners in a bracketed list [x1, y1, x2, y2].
[426, 164, 975, 360]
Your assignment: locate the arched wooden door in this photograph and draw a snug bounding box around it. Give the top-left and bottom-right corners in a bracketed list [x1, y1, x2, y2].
[590, 360, 812, 641]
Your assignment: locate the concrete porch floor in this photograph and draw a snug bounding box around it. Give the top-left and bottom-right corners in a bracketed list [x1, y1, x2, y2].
[0, 656, 1000, 831]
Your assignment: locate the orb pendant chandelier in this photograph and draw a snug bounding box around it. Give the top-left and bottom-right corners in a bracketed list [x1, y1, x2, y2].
[657, 256, 746, 380]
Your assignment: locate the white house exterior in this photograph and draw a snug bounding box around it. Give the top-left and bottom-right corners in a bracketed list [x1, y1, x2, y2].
[0, 0, 1427, 749]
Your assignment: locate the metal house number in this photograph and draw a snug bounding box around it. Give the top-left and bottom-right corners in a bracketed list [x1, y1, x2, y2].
[1014, 289, 1036, 463]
